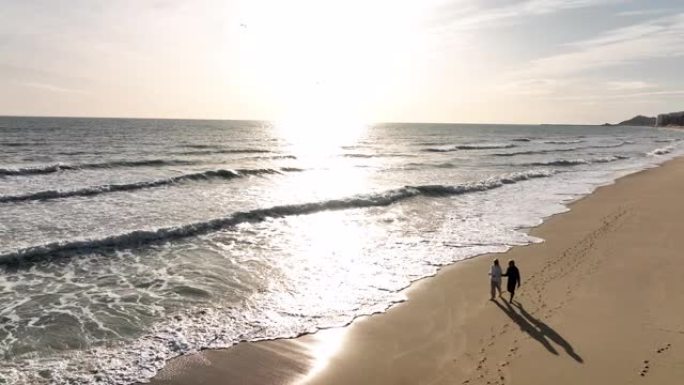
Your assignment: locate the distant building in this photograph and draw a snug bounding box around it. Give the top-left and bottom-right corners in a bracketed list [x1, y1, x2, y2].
[656, 111, 684, 127]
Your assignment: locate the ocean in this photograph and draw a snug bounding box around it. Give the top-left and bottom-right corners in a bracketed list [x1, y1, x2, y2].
[0, 117, 682, 384]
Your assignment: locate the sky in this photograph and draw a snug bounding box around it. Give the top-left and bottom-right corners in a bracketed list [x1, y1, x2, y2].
[0, 0, 683, 124]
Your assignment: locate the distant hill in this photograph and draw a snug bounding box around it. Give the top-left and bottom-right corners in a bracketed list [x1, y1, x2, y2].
[611, 115, 656, 127]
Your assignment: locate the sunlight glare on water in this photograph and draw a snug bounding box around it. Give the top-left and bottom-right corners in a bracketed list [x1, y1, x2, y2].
[274, 117, 367, 159]
[272, 118, 371, 199]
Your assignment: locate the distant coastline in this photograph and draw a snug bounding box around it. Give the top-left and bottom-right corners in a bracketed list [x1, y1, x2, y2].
[604, 110, 684, 128]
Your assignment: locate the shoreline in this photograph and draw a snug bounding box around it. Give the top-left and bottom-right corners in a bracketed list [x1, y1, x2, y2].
[146, 156, 684, 385]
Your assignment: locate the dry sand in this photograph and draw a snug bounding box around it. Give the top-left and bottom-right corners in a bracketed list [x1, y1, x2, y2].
[147, 157, 684, 385]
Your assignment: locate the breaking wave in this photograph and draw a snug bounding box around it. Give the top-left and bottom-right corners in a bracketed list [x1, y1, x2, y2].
[180, 144, 223, 149]
[491, 141, 629, 157]
[252, 155, 297, 160]
[0, 142, 45, 147]
[543, 139, 584, 144]
[0, 159, 199, 176]
[647, 146, 673, 156]
[401, 162, 457, 170]
[342, 153, 414, 158]
[0, 168, 299, 204]
[526, 155, 629, 167]
[588, 141, 627, 149]
[491, 148, 579, 157]
[0, 164, 74, 176]
[424, 143, 516, 152]
[176, 148, 272, 156]
[0, 169, 554, 265]
[457, 143, 517, 150]
[342, 153, 375, 158]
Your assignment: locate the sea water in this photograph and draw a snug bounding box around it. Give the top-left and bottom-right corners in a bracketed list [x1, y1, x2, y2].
[0, 117, 682, 384]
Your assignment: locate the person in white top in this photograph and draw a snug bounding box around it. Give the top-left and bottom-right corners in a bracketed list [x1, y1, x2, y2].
[489, 259, 503, 300]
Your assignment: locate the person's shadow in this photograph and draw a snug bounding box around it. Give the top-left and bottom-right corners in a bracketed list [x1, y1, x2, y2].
[492, 299, 583, 363]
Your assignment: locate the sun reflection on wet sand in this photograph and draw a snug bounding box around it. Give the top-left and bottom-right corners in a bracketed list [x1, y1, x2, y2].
[295, 327, 349, 384]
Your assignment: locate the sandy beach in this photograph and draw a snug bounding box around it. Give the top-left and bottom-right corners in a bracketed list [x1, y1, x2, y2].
[147, 156, 684, 385]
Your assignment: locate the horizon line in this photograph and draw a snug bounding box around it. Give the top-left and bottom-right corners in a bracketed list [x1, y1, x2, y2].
[0, 114, 607, 127]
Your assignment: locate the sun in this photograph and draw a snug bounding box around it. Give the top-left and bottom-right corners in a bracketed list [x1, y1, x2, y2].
[234, 0, 434, 130]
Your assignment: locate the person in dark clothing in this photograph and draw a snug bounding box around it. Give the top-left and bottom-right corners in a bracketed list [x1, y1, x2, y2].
[502, 260, 521, 303]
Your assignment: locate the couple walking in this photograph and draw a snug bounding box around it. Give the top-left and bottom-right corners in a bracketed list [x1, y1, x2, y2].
[489, 259, 521, 303]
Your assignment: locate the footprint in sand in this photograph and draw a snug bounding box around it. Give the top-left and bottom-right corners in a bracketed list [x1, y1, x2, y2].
[656, 343, 671, 354]
[641, 343, 673, 376]
[640, 360, 650, 376]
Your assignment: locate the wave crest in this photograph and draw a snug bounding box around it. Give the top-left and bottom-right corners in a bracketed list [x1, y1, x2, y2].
[527, 155, 629, 167]
[424, 143, 516, 152]
[491, 148, 578, 157]
[543, 139, 584, 144]
[0, 159, 199, 177]
[647, 146, 673, 156]
[0, 169, 554, 265]
[0, 168, 299, 204]
[491, 141, 628, 157]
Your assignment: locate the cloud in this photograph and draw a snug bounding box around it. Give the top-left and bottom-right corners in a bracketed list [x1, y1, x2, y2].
[605, 80, 656, 90]
[618, 9, 671, 17]
[435, 0, 619, 31]
[616, 89, 684, 98]
[499, 75, 683, 102]
[545, 89, 684, 102]
[19, 81, 87, 94]
[497, 78, 570, 96]
[497, 73, 683, 101]
[524, 12, 684, 76]
[491, 8, 684, 108]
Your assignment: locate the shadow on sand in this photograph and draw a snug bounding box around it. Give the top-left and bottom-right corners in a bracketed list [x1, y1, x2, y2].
[492, 299, 583, 363]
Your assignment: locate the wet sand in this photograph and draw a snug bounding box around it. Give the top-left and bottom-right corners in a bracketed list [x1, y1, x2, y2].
[147, 157, 684, 385]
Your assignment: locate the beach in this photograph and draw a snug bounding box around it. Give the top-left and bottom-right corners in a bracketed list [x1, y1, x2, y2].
[4, 2, 684, 384]
[148, 156, 684, 385]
